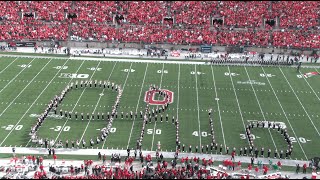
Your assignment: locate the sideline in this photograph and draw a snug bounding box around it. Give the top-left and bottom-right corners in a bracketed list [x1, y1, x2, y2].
[1, 53, 320, 68]
[0, 147, 309, 167]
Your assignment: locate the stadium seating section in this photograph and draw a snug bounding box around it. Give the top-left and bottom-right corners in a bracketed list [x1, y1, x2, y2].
[0, 1, 319, 48]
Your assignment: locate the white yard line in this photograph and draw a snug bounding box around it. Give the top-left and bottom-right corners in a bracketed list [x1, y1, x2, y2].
[0, 57, 19, 74]
[261, 67, 308, 160]
[194, 65, 202, 148]
[210, 65, 226, 150]
[54, 61, 102, 144]
[243, 66, 278, 152]
[298, 70, 320, 102]
[126, 63, 149, 149]
[150, 63, 165, 151]
[279, 67, 320, 136]
[101, 62, 133, 149]
[227, 66, 250, 146]
[0, 58, 35, 94]
[79, 62, 118, 144]
[176, 65, 180, 124]
[0, 59, 52, 118]
[0, 58, 72, 146]
[25, 60, 86, 147]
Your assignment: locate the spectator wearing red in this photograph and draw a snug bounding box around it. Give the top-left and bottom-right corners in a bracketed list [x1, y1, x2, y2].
[248, 164, 252, 172]
[53, 154, 57, 165]
[303, 163, 307, 174]
[32, 155, 36, 165]
[27, 155, 32, 164]
[231, 150, 236, 161]
[39, 156, 43, 164]
[277, 161, 282, 170]
[255, 166, 259, 175]
[39, 164, 44, 172]
[237, 161, 242, 170]
[263, 165, 269, 175]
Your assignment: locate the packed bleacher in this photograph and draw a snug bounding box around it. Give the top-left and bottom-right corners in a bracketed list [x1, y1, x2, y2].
[0, 1, 319, 49]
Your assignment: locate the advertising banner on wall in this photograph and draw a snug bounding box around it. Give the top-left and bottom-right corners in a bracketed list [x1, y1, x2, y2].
[8, 42, 36, 47]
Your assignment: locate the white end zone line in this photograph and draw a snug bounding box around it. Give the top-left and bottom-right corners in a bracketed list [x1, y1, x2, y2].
[126, 63, 149, 149]
[279, 67, 320, 136]
[151, 63, 165, 151]
[244, 66, 278, 152]
[261, 67, 308, 160]
[0, 58, 71, 146]
[210, 65, 226, 151]
[0, 58, 35, 94]
[101, 62, 133, 149]
[55, 60, 102, 144]
[79, 61, 118, 144]
[0, 57, 19, 74]
[194, 65, 202, 148]
[227, 66, 250, 147]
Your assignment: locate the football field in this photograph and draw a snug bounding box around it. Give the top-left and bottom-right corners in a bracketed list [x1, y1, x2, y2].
[0, 55, 319, 161]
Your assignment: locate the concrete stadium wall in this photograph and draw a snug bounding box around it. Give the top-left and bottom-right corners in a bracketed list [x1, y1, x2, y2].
[2, 40, 319, 55]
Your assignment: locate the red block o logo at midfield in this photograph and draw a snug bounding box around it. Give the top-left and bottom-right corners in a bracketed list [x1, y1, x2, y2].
[144, 89, 174, 105]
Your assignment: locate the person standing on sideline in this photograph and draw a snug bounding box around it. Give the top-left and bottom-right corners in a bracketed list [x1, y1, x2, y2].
[53, 154, 57, 165]
[296, 164, 300, 174]
[303, 163, 307, 174]
[231, 150, 235, 161]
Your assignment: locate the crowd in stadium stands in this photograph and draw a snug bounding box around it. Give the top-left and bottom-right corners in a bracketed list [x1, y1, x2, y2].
[11, 152, 304, 179]
[219, 1, 270, 28]
[0, 1, 319, 49]
[171, 1, 216, 26]
[271, 1, 319, 29]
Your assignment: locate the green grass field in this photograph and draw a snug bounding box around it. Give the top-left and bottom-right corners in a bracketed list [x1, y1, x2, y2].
[0, 55, 319, 161]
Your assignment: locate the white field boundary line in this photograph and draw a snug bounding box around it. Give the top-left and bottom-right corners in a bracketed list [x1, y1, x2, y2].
[0, 146, 309, 167]
[0, 58, 72, 146]
[210, 65, 226, 150]
[243, 66, 278, 153]
[79, 62, 118, 144]
[227, 66, 250, 147]
[0, 57, 19, 74]
[194, 65, 202, 148]
[25, 60, 86, 147]
[150, 63, 165, 151]
[126, 63, 149, 149]
[0, 58, 35, 94]
[101, 62, 133, 149]
[176, 64, 180, 133]
[0, 54, 207, 65]
[0, 59, 51, 118]
[3, 53, 320, 68]
[278, 67, 320, 136]
[54, 61, 102, 144]
[261, 67, 308, 160]
[298, 70, 320, 102]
